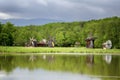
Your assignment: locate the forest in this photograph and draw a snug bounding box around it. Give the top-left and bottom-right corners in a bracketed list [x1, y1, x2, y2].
[0, 16, 120, 48]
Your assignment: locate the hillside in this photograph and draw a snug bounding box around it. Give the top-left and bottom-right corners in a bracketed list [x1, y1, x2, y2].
[0, 16, 120, 48]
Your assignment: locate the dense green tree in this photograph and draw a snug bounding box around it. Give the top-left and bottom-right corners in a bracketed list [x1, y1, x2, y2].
[0, 16, 120, 48]
[0, 22, 2, 33]
[0, 22, 15, 46]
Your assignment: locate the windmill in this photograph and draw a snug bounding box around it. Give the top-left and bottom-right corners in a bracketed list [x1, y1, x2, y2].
[29, 37, 37, 47]
[102, 40, 112, 49]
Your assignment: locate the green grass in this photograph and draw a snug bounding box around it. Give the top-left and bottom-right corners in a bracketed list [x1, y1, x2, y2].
[0, 46, 120, 54]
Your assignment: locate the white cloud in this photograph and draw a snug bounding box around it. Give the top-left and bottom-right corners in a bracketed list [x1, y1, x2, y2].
[0, 12, 21, 19]
[0, 12, 13, 19]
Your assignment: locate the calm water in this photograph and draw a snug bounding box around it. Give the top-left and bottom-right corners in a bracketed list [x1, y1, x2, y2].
[0, 54, 120, 80]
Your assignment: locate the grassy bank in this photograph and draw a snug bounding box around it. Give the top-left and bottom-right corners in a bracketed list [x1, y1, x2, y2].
[0, 46, 120, 54]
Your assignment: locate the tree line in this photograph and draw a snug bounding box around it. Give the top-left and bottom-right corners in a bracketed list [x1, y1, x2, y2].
[0, 16, 120, 48]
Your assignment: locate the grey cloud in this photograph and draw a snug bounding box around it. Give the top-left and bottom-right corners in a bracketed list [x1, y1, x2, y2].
[0, 0, 120, 21]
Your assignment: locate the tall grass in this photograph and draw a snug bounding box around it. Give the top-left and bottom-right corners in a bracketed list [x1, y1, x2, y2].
[0, 46, 120, 54]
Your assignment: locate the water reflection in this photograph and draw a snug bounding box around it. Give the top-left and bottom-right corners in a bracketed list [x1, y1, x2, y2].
[0, 54, 120, 80]
[86, 55, 94, 67]
[103, 55, 112, 64]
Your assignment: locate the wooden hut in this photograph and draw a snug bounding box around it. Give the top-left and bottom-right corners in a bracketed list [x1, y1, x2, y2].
[85, 36, 96, 48]
[37, 39, 47, 47]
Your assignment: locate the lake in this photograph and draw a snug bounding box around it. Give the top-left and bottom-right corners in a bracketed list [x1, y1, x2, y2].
[0, 54, 120, 80]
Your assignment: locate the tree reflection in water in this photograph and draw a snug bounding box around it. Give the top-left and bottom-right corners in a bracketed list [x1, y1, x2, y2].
[0, 54, 119, 80]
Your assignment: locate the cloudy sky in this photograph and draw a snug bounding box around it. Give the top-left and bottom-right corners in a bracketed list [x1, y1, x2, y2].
[0, 0, 120, 21]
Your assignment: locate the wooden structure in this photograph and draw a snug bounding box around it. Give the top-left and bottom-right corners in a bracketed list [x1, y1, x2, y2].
[25, 37, 37, 47]
[30, 38, 37, 47]
[47, 37, 55, 47]
[85, 37, 96, 48]
[25, 37, 55, 47]
[85, 35, 96, 48]
[37, 39, 47, 47]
